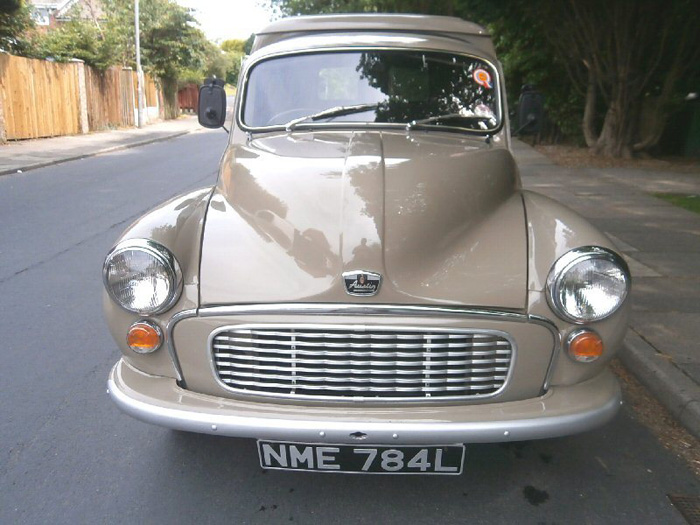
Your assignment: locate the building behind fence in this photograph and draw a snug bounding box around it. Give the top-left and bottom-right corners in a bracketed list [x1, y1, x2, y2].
[0, 52, 164, 142]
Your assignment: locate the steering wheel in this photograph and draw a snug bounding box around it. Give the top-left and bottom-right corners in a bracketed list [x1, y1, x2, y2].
[266, 108, 317, 126]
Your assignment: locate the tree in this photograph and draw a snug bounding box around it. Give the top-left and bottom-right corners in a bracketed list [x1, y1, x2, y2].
[5, 0, 236, 119]
[453, 0, 581, 142]
[17, 0, 208, 117]
[265, 0, 574, 136]
[266, 0, 574, 138]
[243, 34, 255, 55]
[30, 16, 119, 69]
[0, 0, 35, 54]
[264, 0, 456, 15]
[137, 2, 206, 83]
[223, 51, 244, 86]
[0, 0, 23, 9]
[540, 0, 700, 157]
[221, 38, 247, 54]
[200, 40, 228, 80]
[220, 39, 247, 85]
[266, 0, 700, 157]
[100, 0, 209, 118]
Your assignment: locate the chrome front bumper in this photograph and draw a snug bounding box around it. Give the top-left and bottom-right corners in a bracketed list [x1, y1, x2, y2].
[108, 359, 622, 445]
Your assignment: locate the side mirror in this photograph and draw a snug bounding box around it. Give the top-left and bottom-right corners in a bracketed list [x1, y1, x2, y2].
[198, 77, 227, 129]
[516, 90, 544, 135]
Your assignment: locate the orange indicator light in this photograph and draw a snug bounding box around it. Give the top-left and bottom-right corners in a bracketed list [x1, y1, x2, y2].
[568, 330, 604, 363]
[127, 321, 162, 353]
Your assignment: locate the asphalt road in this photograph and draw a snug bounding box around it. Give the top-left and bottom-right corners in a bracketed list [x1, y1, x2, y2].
[1, 129, 698, 524]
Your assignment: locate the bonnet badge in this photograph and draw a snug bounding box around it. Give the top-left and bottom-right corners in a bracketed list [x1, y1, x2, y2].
[343, 270, 381, 297]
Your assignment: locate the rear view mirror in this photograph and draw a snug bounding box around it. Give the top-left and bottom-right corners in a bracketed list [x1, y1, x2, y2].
[198, 78, 227, 129]
[516, 88, 544, 135]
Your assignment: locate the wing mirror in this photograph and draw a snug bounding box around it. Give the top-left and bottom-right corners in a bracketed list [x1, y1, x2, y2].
[198, 77, 227, 129]
[514, 86, 544, 136]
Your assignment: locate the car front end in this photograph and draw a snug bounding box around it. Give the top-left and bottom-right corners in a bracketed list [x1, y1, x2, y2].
[103, 15, 630, 474]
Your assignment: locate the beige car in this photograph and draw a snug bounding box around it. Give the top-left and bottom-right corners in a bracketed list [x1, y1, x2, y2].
[103, 14, 630, 474]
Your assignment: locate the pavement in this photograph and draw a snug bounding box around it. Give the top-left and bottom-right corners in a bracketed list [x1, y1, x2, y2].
[512, 138, 700, 437]
[1, 122, 699, 438]
[0, 116, 201, 176]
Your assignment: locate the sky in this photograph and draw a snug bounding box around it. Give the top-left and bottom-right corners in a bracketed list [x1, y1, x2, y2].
[175, 0, 274, 42]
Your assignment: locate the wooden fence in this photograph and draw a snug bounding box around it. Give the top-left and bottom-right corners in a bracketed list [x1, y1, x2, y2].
[140, 74, 159, 107]
[177, 84, 199, 113]
[0, 53, 82, 140]
[0, 52, 164, 141]
[85, 66, 135, 130]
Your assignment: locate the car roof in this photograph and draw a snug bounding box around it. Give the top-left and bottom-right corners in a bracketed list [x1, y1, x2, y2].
[252, 14, 494, 57]
[256, 14, 488, 37]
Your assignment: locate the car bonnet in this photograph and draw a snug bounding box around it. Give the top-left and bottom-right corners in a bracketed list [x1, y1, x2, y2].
[199, 130, 527, 309]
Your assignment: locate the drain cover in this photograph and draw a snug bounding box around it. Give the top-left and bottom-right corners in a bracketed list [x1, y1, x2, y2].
[669, 494, 700, 525]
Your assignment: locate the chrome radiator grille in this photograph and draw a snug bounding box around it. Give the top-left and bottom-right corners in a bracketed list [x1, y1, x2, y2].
[211, 326, 514, 401]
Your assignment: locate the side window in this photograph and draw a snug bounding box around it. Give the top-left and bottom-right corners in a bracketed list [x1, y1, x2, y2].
[318, 67, 358, 101]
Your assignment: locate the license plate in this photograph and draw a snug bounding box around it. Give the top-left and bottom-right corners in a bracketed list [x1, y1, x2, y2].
[257, 440, 465, 475]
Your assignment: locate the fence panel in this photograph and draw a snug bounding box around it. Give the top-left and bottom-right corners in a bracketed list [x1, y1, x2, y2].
[84, 66, 136, 131]
[0, 54, 165, 140]
[120, 69, 135, 126]
[0, 53, 81, 140]
[128, 72, 158, 113]
[177, 84, 199, 113]
[145, 75, 158, 107]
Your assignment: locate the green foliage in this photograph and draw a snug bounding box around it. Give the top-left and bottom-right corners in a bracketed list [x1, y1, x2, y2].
[3, 0, 245, 119]
[265, 0, 456, 15]
[140, 2, 206, 81]
[243, 34, 254, 55]
[655, 193, 700, 214]
[0, 1, 35, 54]
[265, 0, 378, 15]
[199, 45, 245, 87]
[224, 51, 245, 86]
[12, 0, 241, 118]
[0, 1, 24, 14]
[455, 0, 584, 142]
[221, 39, 247, 54]
[22, 0, 211, 78]
[200, 40, 228, 80]
[30, 18, 118, 69]
[178, 67, 204, 87]
[220, 39, 247, 85]
[114, 0, 250, 94]
[26, 0, 234, 84]
[264, 0, 590, 143]
[101, 0, 208, 82]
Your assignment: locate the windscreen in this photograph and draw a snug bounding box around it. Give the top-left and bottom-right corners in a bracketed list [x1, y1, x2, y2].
[242, 50, 501, 132]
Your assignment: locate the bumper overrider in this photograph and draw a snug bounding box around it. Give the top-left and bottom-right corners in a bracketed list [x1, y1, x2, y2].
[108, 358, 621, 445]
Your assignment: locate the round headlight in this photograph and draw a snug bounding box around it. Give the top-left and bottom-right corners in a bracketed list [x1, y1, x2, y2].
[546, 246, 630, 323]
[103, 239, 182, 315]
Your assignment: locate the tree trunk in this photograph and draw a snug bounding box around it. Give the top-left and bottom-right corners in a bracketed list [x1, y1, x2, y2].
[633, 61, 681, 152]
[595, 64, 640, 158]
[161, 76, 179, 120]
[582, 66, 598, 148]
[595, 99, 638, 158]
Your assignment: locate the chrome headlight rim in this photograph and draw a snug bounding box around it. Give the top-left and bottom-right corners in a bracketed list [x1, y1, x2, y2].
[546, 246, 630, 324]
[102, 238, 183, 315]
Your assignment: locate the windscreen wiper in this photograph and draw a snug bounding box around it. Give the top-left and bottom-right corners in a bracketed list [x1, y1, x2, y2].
[406, 113, 493, 131]
[285, 103, 383, 131]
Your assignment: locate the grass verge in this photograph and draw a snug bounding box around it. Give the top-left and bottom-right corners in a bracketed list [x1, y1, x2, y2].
[654, 193, 700, 214]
